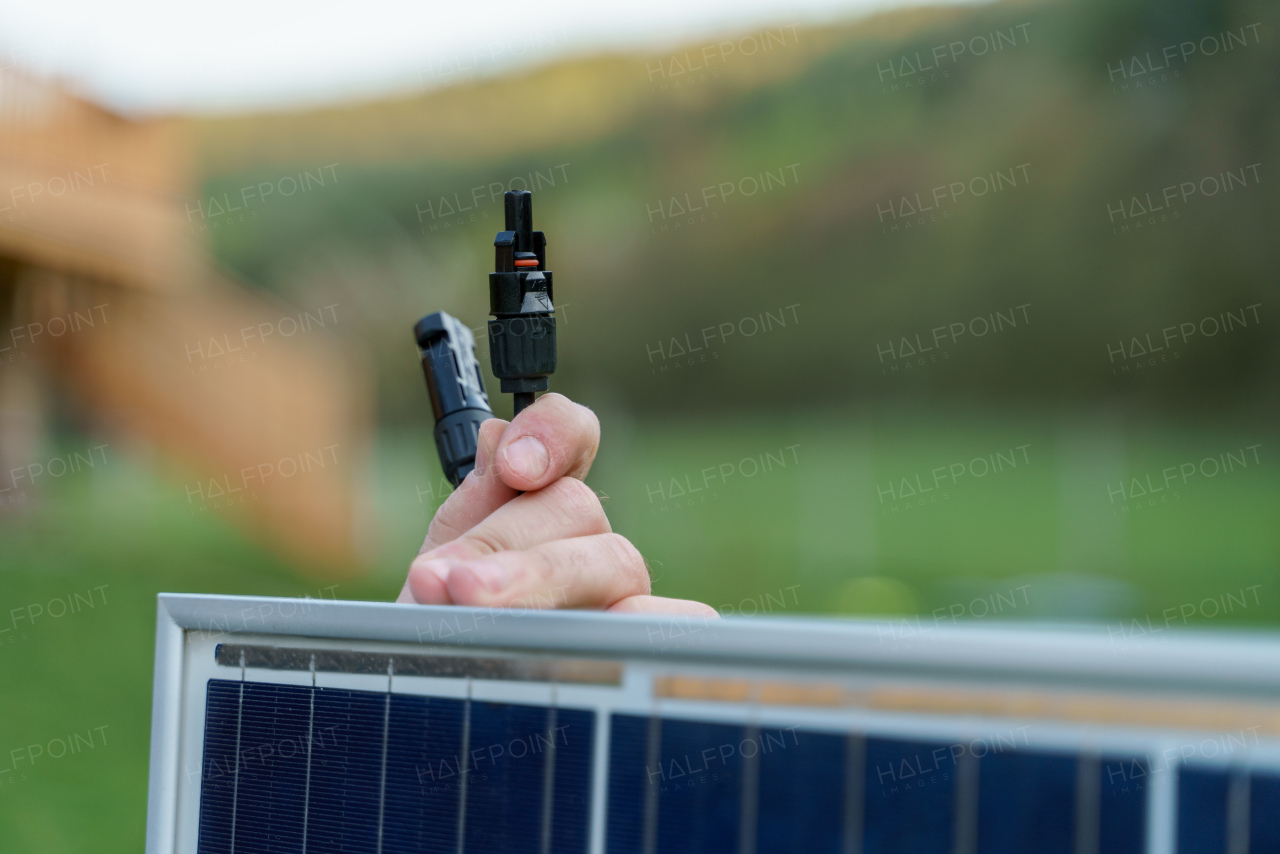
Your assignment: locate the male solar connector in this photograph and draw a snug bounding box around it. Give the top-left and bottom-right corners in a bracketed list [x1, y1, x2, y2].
[489, 190, 556, 416]
[414, 311, 494, 486]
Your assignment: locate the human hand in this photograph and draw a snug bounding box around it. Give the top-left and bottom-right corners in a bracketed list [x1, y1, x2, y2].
[397, 393, 717, 616]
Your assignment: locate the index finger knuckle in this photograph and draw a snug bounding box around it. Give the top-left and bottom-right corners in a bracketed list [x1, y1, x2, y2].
[601, 533, 651, 595]
[544, 477, 609, 529]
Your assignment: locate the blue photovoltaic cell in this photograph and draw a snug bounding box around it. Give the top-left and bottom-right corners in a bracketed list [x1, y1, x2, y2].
[605, 715, 748, 854]
[1099, 756, 1148, 854]
[199, 681, 596, 854]
[1252, 773, 1280, 854]
[655, 718, 744, 854]
[307, 687, 390, 854]
[382, 693, 466, 854]
[232, 682, 312, 854]
[197, 680, 245, 854]
[977, 750, 1076, 854]
[464, 700, 549, 854]
[755, 728, 844, 854]
[605, 714, 650, 854]
[1178, 768, 1230, 854]
[551, 708, 596, 854]
[864, 737, 955, 853]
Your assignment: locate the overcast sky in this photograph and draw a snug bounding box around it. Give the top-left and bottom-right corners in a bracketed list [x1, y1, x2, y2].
[0, 0, 977, 115]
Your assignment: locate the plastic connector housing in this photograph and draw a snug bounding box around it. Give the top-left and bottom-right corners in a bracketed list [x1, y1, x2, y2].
[414, 311, 493, 486]
[489, 191, 556, 401]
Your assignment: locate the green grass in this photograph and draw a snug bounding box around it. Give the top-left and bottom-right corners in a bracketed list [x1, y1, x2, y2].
[0, 462, 396, 849]
[598, 411, 1278, 622]
[1, 411, 1276, 851]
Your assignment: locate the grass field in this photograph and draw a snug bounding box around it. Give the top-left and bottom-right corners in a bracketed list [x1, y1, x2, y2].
[1, 410, 1275, 850]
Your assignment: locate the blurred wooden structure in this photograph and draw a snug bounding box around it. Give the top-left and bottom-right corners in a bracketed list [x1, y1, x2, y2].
[0, 69, 372, 576]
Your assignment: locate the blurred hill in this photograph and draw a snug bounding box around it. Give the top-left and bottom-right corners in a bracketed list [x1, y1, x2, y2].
[184, 0, 1279, 425]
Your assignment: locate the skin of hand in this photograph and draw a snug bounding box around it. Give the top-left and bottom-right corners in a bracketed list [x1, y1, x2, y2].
[397, 393, 718, 617]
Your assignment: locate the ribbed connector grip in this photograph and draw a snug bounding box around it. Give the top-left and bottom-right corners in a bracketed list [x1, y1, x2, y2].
[488, 315, 556, 394]
[433, 408, 489, 486]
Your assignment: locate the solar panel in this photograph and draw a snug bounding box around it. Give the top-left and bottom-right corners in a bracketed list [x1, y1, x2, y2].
[145, 595, 1280, 853]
